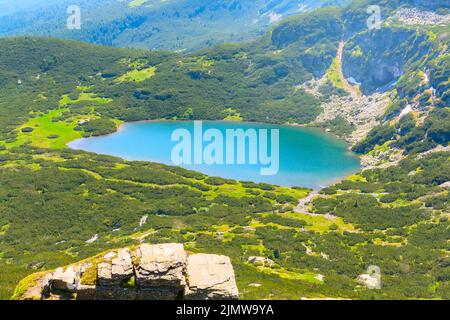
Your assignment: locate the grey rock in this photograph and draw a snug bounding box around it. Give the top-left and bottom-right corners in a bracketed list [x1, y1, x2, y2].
[51, 267, 78, 292]
[97, 248, 133, 286]
[97, 262, 114, 286]
[21, 273, 52, 300]
[185, 254, 239, 300]
[112, 248, 134, 281]
[15, 243, 239, 300]
[135, 243, 186, 288]
[357, 273, 381, 290]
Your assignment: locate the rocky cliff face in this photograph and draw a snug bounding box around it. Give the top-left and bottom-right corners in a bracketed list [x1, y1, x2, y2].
[342, 27, 432, 94]
[270, 8, 343, 78]
[13, 243, 239, 300]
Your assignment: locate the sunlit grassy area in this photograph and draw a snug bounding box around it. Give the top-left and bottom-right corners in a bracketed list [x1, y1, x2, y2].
[203, 182, 309, 201]
[129, 0, 148, 8]
[346, 174, 367, 182]
[59, 92, 112, 107]
[7, 109, 83, 149]
[223, 108, 243, 121]
[254, 265, 322, 284]
[282, 211, 357, 233]
[326, 57, 344, 89]
[115, 67, 157, 82]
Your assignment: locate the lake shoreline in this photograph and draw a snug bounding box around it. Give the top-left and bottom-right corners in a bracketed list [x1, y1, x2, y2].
[68, 119, 361, 190]
[103, 118, 354, 147]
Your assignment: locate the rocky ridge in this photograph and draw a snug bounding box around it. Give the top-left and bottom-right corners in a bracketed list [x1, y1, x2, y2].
[393, 7, 450, 26]
[13, 243, 239, 300]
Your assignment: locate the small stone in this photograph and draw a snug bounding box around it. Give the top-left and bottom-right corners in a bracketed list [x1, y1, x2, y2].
[86, 234, 98, 244]
[315, 274, 325, 282]
[248, 283, 262, 287]
[357, 273, 381, 290]
[139, 215, 148, 227]
[439, 181, 450, 189]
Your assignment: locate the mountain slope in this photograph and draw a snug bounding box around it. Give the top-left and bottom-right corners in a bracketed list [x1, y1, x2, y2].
[0, 0, 448, 300]
[0, 0, 349, 52]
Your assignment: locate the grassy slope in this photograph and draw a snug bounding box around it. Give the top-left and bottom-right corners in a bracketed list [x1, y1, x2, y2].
[0, 2, 449, 300]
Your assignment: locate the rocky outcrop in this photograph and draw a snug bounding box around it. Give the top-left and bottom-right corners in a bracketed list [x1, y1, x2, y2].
[343, 27, 432, 95]
[393, 8, 450, 26]
[185, 254, 239, 300]
[357, 273, 381, 290]
[357, 266, 382, 290]
[13, 243, 239, 300]
[97, 248, 134, 286]
[134, 243, 186, 289]
[299, 77, 390, 144]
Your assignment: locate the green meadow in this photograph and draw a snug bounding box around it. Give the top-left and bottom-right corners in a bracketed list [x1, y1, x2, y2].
[115, 67, 157, 83]
[8, 109, 82, 149]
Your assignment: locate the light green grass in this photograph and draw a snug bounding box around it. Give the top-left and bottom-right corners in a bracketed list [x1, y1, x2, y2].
[253, 265, 322, 284]
[76, 85, 93, 91]
[346, 174, 367, 182]
[241, 242, 266, 256]
[204, 182, 308, 202]
[326, 57, 344, 89]
[7, 109, 82, 149]
[129, 0, 148, 7]
[351, 45, 363, 58]
[204, 183, 246, 200]
[223, 108, 243, 121]
[115, 67, 157, 83]
[179, 57, 215, 70]
[282, 211, 356, 233]
[0, 224, 9, 236]
[59, 92, 112, 107]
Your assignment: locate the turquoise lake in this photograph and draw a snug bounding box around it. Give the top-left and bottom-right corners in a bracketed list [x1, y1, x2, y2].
[68, 121, 361, 189]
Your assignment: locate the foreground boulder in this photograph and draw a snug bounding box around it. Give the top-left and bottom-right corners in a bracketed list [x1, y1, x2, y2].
[135, 243, 186, 289]
[185, 254, 239, 300]
[13, 243, 239, 300]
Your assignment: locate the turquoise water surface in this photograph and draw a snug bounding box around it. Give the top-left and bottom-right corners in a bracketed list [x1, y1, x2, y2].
[68, 121, 360, 189]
